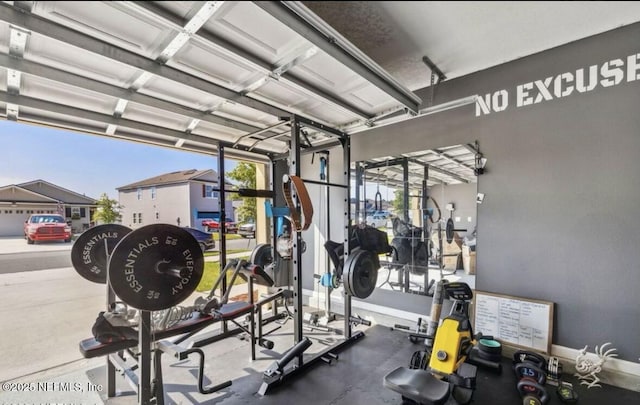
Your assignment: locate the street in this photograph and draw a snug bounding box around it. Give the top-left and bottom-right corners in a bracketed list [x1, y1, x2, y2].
[0, 237, 256, 276]
[0, 236, 256, 383]
[0, 251, 72, 274]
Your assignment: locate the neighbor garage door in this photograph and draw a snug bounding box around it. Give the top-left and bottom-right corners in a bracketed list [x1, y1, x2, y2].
[0, 209, 29, 236]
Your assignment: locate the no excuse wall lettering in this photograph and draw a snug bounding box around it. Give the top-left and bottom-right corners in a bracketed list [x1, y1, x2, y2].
[475, 52, 640, 116]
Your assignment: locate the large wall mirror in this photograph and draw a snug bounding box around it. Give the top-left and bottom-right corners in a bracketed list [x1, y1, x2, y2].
[352, 143, 479, 297]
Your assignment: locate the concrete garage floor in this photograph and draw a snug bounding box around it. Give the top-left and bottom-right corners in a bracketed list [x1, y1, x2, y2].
[2, 307, 639, 405]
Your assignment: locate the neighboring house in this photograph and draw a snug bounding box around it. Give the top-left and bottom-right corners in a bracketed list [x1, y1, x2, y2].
[117, 169, 235, 231]
[0, 180, 97, 236]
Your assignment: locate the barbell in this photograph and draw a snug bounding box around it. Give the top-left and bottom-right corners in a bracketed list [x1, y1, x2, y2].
[73, 222, 380, 310]
[71, 224, 204, 311]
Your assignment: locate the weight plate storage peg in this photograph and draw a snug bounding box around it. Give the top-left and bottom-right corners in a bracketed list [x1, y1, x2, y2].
[71, 224, 132, 284]
[108, 224, 204, 311]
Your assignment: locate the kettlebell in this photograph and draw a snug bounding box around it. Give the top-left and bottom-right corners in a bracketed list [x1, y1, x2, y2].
[517, 379, 549, 405]
[514, 362, 547, 385]
[513, 351, 547, 370]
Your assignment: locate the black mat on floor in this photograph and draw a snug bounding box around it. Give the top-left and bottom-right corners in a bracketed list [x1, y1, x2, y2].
[94, 324, 640, 404]
[249, 325, 640, 405]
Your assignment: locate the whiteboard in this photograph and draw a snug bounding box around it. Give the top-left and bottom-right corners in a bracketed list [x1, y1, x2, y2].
[473, 291, 554, 353]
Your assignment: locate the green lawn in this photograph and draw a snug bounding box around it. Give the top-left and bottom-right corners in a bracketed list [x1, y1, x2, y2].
[211, 233, 243, 241]
[197, 255, 250, 293]
[203, 248, 251, 257]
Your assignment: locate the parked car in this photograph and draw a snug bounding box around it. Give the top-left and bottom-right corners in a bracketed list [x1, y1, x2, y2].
[201, 217, 238, 233]
[24, 214, 72, 244]
[238, 222, 256, 238]
[373, 210, 391, 219]
[365, 214, 388, 228]
[183, 227, 215, 252]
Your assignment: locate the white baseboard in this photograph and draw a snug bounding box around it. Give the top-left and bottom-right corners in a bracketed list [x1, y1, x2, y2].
[303, 288, 640, 392]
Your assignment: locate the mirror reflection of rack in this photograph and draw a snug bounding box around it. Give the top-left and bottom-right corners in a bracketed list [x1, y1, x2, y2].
[351, 143, 479, 297]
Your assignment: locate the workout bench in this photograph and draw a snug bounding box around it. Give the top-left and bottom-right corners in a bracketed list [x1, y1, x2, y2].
[79, 262, 288, 403]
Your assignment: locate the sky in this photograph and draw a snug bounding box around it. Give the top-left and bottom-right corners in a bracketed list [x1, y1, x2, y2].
[0, 121, 232, 200]
[0, 120, 396, 201]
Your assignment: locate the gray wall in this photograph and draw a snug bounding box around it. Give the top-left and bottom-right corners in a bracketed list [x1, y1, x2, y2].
[351, 23, 640, 360]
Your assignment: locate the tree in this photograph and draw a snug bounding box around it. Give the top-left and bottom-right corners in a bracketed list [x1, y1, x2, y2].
[392, 189, 404, 215]
[227, 162, 256, 222]
[92, 193, 122, 224]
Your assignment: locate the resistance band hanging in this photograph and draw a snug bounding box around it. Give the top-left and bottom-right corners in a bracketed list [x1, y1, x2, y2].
[375, 168, 383, 211]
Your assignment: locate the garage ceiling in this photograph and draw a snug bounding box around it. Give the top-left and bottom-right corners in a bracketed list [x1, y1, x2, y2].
[306, 1, 640, 91]
[1, 1, 639, 164]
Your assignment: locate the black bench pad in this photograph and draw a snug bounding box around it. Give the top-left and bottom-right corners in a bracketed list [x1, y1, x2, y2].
[384, 367, 450, 404]
[79, 312, 217, 358]
[216, 301, 252, 319]
[79, 338, 137, 358]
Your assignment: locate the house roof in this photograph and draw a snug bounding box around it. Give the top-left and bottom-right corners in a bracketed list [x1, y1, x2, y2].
[0, 184, 59, 204]
[18, 179, 97, 205]
[0, 180, 96, 205]
[117, 169, 227, 190]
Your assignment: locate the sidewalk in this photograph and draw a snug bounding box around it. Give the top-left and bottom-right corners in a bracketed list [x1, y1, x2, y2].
[0, 251, 252, 382]
[204, 251, 251, 262]
[0, 236, 73, 254]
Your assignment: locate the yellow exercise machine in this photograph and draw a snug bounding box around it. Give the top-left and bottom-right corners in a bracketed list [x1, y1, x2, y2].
[384, 281, 480, 405]
[428, 282, 475, 376]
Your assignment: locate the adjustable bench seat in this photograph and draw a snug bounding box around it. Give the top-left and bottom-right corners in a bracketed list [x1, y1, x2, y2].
[383, 366, 450, 405]
[79, 312, 217, 358]
[79, 277, 286, 360]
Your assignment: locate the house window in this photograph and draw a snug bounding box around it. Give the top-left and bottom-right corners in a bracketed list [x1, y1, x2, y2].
[137, 188, 142, 200]
[151, 187, 156, 200]
[138, 213, 143, 225]
[65, 207, 71, 217]
[155, 211, 159, 220]
[80, 208, 86, 218]
[203, 185, 219, 199]
[132, 213, 137, 224]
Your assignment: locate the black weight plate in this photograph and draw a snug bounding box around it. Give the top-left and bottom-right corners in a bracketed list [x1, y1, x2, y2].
[343, 249, 378, 299]
[250, 243, 273, 268]
[71, 224, 132, 284]
[342, 251, 356, 296]
[108, 224, 204, 311]
[446, 218, 454, 244]
[343, 249, 359, 296]
[348, 249, 366, 297]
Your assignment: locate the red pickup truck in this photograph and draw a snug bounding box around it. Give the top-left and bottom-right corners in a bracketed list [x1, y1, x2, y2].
[201, 217, 238, 233]
[24, 214, 72, 244]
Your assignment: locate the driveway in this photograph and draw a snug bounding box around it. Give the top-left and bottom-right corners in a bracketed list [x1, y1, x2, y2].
[0, 237, 74, 255]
